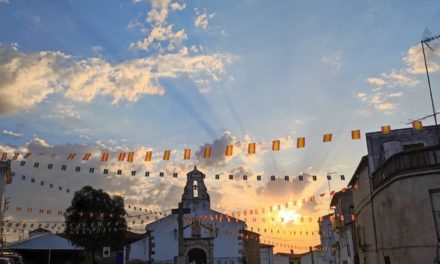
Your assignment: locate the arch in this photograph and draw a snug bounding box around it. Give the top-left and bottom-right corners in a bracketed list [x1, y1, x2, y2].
[193, 180, 198, 198]
[187, 247, 207, 264]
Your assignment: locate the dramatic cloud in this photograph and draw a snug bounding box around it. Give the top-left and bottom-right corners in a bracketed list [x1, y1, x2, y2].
[256, 173, 313, 200]
[194, 10, 215, 30]
[0, 44, 232, 115]
[0, 44, 70, 116]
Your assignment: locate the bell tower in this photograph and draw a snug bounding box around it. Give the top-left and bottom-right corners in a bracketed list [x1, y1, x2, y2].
[181, 166, 210, 211]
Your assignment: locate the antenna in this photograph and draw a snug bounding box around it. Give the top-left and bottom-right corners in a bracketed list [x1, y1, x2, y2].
[420, 29, 440, 127]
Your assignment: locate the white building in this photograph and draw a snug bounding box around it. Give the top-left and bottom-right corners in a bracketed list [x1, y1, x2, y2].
[260, 243, 274, 264]
[126, 167, 248, 264]
[349, 125, 440, 263]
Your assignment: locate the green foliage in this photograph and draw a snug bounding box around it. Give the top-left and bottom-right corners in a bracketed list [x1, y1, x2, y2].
[64, 186, 127, 255]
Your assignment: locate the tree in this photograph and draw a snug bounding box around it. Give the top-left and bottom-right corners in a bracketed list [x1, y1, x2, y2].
[65, 186, 127, 263]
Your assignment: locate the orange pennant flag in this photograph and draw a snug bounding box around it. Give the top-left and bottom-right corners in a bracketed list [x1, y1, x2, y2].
[381, 125, 391, 134]
[83, 153, 92, 161]
[272, 140, 280, 151]
[118, 152, 126, 161]
[297, 137, 305, 148]
[145, 151, 152, 162]
[127, 152, 135, 162]
[248, 143, 256, 154]
[23, 153, 32, 159]
[203, 146, 211, 158]
[412, 120, 423, 130]
[323, 133, 332, 142]
[67, 153, 76, 160]
[351, 130, 361, 140]
[101, 153, 109, 162]
[1, 153, 7, 160]
[163, 150, 171, 160]
[184, 149, 191, 160]
[225, 145, 233, 156]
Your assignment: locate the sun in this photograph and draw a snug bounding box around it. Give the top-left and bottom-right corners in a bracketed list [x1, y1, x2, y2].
[278, 209, 301, 224]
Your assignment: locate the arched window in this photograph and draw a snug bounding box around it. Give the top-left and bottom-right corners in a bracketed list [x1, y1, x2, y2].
[193, 181, 198, 198]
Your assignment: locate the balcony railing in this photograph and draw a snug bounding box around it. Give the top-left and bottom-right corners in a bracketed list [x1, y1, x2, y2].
[372, 145, 440, 190]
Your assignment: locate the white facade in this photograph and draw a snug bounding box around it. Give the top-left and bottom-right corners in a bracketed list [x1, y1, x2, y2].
[260, 245, 274, 264]
[126, 167, 247, 264]
[273, 254, 289, 264]
[125, 237, 148, 262]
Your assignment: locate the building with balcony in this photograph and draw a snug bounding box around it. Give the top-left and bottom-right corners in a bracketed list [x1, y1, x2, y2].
[349, 125, 440, 264]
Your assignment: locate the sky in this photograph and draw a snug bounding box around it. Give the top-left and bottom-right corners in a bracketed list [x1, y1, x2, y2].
[0, 0, 440, 253]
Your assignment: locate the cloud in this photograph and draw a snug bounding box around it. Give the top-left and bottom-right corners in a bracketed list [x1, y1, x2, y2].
[194, 132, 238, 167]
[0, 44, 232, 115]
[358, 42, 440, 113]
[357, 90, 401, 113]
[256, 173, 313, 201]
[129, 0, 187, 51]
[321, 52, 343, 71]
[170, 2, 185, 11]
[2, 130, 23, 139]
[0, 0, 9, 4]
[194, 10, 215, 30]
[46, 102, 81, 123]
[366, 77, 386, 86]
[0, 44, 70, 116]
[404, 43, 440, 75]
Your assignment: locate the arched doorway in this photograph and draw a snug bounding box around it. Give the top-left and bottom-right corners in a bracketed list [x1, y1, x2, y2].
[187, 247, 207, 264]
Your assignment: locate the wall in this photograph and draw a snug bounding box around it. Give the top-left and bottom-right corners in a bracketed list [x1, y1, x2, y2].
[260, 247, 274, 264]
[125, 238, 148, 263]
[273, 254, 289, 264]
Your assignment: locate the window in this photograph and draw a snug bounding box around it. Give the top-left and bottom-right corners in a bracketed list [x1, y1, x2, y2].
[75, 166, 81, 172]
[89, 168, 95, 173]
[61, 165, 67, 171]
[103, 169, 109, 175]
[193, 181, 198, 198]
[403, 143, 424, 151]
[47, 164, 53, 169]
[384, 256, 391, 264]
[430, 190, 440, 240]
